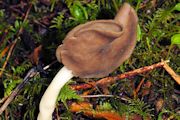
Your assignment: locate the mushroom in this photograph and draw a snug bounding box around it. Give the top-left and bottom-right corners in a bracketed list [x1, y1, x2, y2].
[38, 3, 138, 120]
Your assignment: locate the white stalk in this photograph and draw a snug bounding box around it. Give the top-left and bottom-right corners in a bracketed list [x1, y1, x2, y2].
[38, 66, 74, 120]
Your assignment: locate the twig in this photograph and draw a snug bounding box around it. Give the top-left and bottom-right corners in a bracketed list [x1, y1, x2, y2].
[70, 82, 95, 90]
[82, 88, 96, 95]
[0, 96, 8, 104]
[71, 60, 170, 90]
[134, 78, 145, 98]
[135, 78, 145, 94]
[0, 3, 32, 78]
[163, 61, 180, 84]
[0, 68, 37, 114]
[96, 60, 169, 86]
[0, 61, 56, 115]
[0, 1, 27, 17]
[0, 40, 17, 78]
[80, 94, 114, 98]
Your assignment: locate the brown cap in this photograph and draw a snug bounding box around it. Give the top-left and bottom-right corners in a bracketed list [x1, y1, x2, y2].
[56, 3, 138, 78]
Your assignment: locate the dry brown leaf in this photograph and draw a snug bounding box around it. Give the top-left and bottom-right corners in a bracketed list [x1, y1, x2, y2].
[142, 81, 152, 97]
[29, 45, 42, 65]
[70, 102, 124, 120]
[92, 111, 124, 120]
[70, 102, 92, 112]
[155, 98, 164, 112]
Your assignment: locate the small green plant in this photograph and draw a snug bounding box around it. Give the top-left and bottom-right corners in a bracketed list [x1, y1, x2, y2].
[23, 75, 43, 120]
[167, 33, 180, 57]
[11, 61, 32, 76]
[10, 20, 29, 34]
[3, 61, 32, 96]
[69, 1, 88, 22]
[58, 81, 83, 108]
[50, 0, 58, 12]
[3, 78, 22, 96]
[0, 9, 4, 18]
[50, 12, 64, 30]
[171, 34, 180, 46]
[172, 3, 180, 11]
[99, 102, 113, 111]
[127, 99, 153, 118]
[137, 24, 142, 41]
[0, 1, 179, 119]
[112, 98, 153, 119]
[158, 109, 180, 120]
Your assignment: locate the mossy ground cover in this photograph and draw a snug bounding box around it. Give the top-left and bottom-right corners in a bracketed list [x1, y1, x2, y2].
[0, 0, 179, 119]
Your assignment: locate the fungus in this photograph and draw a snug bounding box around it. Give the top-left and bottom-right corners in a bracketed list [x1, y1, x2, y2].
[38, 3, 138, 120]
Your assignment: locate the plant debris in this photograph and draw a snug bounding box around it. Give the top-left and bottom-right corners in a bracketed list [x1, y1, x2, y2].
[0, 0, 179, 119]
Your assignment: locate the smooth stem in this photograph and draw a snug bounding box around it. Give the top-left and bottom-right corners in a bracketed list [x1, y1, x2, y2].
[38, 66, 74, 120]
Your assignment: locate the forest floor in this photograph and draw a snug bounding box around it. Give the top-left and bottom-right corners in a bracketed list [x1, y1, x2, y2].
[0, 0, 179, 120]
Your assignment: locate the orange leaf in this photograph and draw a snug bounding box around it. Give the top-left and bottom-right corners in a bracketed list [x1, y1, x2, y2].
[0, 45, 11, 60]
[29, 45, 42, 65]
[70, 102, 92, 112]
[155, 98, 164, 112]
[92, 111, 125, 120]
[70, 102, 125, 120]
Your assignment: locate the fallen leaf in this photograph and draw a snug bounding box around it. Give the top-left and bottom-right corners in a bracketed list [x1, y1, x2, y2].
[142, 81, 152, 97]
[29, 45, 42, 65]
[70, 102, 92, 112]
[70, 102, 124, 120]
[0, 45, 11, 60]
[155, 98, 164, 112]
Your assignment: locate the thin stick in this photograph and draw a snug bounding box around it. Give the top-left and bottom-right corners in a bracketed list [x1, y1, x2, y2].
[71, 60, 169, 90]
[134, 78, 145, 98]
[163, 62, 180, 84]
[0, 68, 37, 114]
[0, 40, 17, 78]
[0, 4, 32, 78]
[0, 96, 8, 104]
[135, 78, 145, 94]
[70, 82, 95, 90]
[0, 61, 56, 115]
[80, 94, 114, 98]
[97, 60, 169, 86]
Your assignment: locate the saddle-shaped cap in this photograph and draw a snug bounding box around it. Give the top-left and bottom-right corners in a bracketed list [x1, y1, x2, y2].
[56, 3, 138, 78]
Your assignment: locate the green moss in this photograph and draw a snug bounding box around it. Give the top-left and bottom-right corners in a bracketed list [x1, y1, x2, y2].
[0, 0, 179, 119]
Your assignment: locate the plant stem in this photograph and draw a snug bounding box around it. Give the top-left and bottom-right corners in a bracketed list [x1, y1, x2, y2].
[112, 0, 118, 12]
[38, 66, 73, 120]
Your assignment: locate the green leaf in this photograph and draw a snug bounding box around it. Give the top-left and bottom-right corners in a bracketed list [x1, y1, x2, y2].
[171, 34, 180, 45]
[137, 24, 142, 41]
[70, 1, 88, 22]
[99, 102, 113, 110]
[58, 81, 83, 103]
[3, 78, 22, 96]
[173, 3, 180, 11]
[50, 12, 64, 30]
[0, 9, 4, 18]
[15, 20, 20, 29]
[50, 0, 57, 12]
